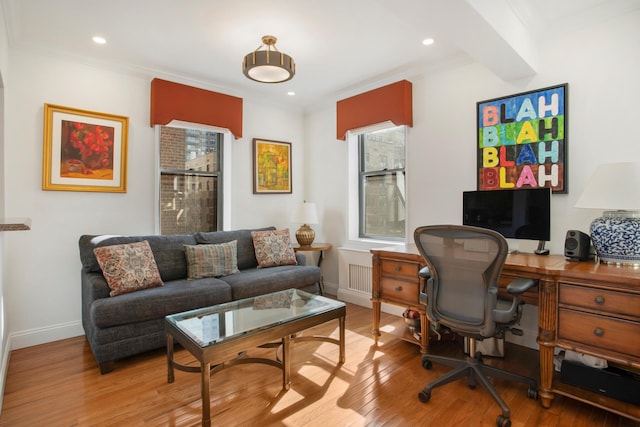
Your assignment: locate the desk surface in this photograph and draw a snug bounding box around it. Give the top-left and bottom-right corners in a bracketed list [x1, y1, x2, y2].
[372, 244, 640, 288]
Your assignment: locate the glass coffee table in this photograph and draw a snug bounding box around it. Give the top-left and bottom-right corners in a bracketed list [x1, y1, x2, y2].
[165, 289, 346, 427]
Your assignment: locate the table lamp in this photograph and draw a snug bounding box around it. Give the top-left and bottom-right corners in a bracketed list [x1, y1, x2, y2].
[290, 201, 318, 246]
[575, 162, 640, 265]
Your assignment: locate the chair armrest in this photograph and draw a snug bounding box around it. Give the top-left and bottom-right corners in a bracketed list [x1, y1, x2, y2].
[418, 266, 431, 279]
[506, 277, 538, 295]
[418, 266, 431, 305]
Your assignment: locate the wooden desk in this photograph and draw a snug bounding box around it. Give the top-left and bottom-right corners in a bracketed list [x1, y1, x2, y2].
[371, 245, 640, 421]
[371, 245, 428, 353]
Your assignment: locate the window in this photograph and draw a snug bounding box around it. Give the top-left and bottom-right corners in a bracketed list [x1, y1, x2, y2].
[159, 126, 222, 234]
[358, 126, 406, 239]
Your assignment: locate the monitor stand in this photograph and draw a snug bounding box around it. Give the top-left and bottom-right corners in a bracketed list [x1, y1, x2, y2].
[535, 240, 550, 255]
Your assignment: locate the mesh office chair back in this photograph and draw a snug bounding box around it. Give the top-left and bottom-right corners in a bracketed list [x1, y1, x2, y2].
[414, 225, 508, 339]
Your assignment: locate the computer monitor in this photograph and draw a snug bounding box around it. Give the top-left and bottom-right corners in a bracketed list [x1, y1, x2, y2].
[462, 188, 551, 253]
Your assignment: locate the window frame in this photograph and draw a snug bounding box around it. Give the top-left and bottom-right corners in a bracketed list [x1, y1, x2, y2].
[155, 122, 231, 234]
[352, 124, 407, 242]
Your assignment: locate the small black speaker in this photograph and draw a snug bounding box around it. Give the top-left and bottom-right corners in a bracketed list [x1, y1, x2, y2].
[564, 230, 592, 261]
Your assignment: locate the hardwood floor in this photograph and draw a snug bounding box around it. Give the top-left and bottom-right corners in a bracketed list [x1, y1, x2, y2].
[1, 301, 638, 426]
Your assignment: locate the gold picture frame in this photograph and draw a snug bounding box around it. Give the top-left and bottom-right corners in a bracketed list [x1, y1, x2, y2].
[42, 103, 128, 192]
[253, 138, 292, 194]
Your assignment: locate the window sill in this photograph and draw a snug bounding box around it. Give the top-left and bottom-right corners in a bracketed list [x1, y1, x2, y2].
[341, 238, 404, 252]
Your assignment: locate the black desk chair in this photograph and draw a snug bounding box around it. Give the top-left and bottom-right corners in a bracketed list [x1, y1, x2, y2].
[414, 225, 538, 427]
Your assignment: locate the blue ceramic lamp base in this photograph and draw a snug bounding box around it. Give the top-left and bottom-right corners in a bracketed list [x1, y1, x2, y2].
[590, 211, 640, 266]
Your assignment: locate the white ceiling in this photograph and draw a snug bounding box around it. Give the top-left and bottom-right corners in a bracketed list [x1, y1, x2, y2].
[3, 0, 639, 109]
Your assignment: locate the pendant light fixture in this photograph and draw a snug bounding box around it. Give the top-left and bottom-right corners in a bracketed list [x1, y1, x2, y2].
[242, 35, 295, 83]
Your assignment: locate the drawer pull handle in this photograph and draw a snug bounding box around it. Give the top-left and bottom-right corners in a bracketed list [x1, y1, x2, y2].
[594, 328, 604, 337]
[394, 266, 401, 272]
[594, 296, 605, 305]
[395, 286, 402, 292]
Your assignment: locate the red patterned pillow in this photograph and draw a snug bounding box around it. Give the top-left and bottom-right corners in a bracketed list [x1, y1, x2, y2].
[251, 229, 298, 268]
[93, 240, 163, 296]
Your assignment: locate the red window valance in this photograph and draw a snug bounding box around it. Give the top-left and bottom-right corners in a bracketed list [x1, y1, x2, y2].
[336, 80, 412, 140]
[150, 78, 243, 138]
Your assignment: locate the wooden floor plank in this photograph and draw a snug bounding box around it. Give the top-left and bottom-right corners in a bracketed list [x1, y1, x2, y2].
[0, 302, 637, 426]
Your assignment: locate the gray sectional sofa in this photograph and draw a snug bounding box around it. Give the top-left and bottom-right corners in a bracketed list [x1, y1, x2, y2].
[79, 227, 322, 373]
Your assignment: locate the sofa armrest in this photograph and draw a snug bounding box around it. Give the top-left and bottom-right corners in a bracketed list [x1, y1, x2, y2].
[81, 271, 111, 334]
[82, 272, 111, 302]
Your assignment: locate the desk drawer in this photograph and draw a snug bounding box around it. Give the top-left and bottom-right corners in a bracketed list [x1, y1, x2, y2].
[558, 309, 640, 359]
[380, 277, 420, 304]
[559, 284, 640, 319]
[381, 260, 420, 281]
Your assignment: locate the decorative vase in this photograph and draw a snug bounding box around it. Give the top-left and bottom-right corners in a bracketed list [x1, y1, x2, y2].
[590, 211, 640, 266]
[295, 224, 315, 246]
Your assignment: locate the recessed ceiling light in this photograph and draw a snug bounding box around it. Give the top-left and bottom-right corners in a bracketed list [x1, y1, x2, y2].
[287, 91, 296, 96]
[92, 36, 107, 45]
[422, 38, 435, 46]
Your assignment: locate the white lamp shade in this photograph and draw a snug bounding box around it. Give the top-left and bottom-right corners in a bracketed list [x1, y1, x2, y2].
[290, 202, 318, 224]
[575, 162, 640, 210]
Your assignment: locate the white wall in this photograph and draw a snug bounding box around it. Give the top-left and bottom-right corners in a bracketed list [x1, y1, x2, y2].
[3, 48, 305, 349]
[306, 9, 640, 282]
[0, 0, 10, 410]
[1, 6, 639, 353]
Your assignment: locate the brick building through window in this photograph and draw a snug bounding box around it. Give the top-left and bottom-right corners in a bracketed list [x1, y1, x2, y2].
[159, 126, 221, 234]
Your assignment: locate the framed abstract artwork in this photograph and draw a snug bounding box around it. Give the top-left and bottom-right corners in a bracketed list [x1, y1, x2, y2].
[42, 104, 129, 192]
[476, 84, 568, 193]
[253, 138, 292, 194]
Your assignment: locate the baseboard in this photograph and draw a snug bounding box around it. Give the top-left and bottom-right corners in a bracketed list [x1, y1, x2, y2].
[335, 286, 404, 316]
[336, 286, 370, 306]
[9, 320, 84, 350]
[323, 281, 339, 297]
[0, 335, 11, 414]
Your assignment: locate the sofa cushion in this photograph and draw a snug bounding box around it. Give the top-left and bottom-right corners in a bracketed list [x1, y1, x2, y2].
[251, 229, 298, 268]
[91, 278, 232, 328]
[195, 227, 275, 270]
[94, 241, 164, 297]
[184, 241, 240, 279]
[80, 234, 197, 281]
[220, 265, 321, 300]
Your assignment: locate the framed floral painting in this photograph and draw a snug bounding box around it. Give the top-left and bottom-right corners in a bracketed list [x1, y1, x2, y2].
[253, 138, 292, 194]
[42, 104, 129, 192]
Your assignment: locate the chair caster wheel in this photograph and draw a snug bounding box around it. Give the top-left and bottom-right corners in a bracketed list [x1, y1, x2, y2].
[422, 359, 432, 370]
[467, 376, 477, 389]
[418, 390, 431, 403]
[527, 387, 538, 400]
[496, 415, 511, 427]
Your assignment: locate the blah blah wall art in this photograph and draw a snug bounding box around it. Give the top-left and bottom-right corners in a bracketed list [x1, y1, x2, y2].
[477, 84, 567, 193]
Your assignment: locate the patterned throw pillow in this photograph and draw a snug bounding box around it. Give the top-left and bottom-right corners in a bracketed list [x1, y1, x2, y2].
[184, 240, 240, 279]
[251, 229, 298, 268]
[93, 240, 164, 297]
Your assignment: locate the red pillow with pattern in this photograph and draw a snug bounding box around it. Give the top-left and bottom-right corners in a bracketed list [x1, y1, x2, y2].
[93, 240, 163, 296]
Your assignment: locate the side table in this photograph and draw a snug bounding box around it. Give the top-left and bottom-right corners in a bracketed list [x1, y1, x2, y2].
[293, 243, 331, 295]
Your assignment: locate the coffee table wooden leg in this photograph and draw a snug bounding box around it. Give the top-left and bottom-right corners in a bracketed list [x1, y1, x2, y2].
[282, 336, 291, 390]
[202, 362, 211, 427]
[339, 316, 345, 363]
